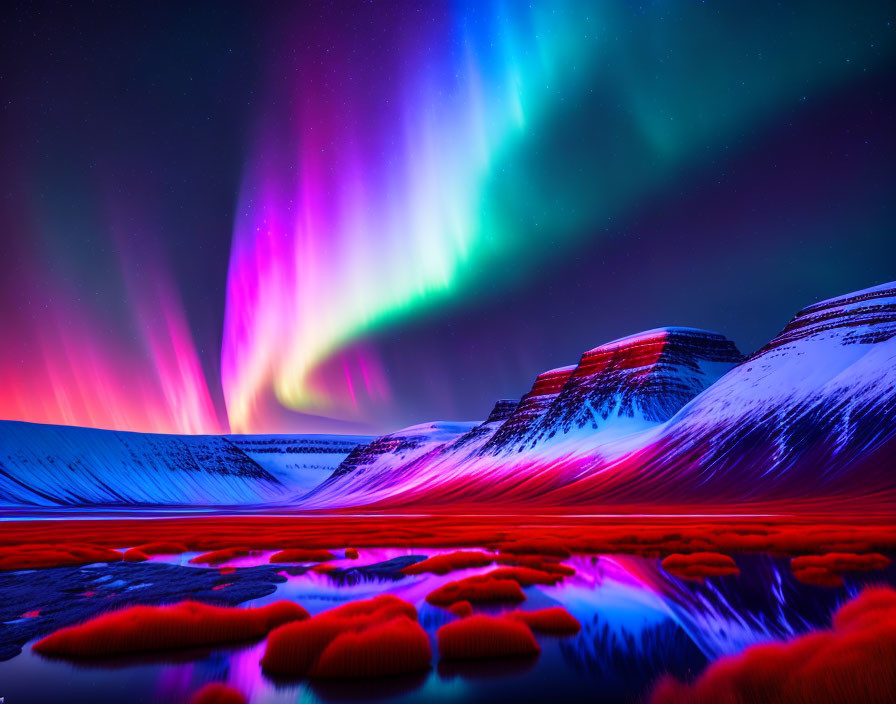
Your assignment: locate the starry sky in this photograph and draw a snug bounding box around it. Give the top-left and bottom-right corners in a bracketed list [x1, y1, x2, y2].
[1, 1, 894, 435]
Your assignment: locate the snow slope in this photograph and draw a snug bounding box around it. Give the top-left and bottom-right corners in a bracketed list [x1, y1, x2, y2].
[303, 283, 896, 510]
[0, 422, 369, 507]
[302, 328, 742, 508]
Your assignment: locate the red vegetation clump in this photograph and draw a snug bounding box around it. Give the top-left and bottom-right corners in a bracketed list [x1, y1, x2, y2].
[507, 607, 581, 635]
[344, 548, 359, 559]
[483, 566, 566, 586]
[437, 615, 540, 660]
[311, 616, 431, 678]
[495, 553, 576, 576]
[792, 566, 845, 587]
[0, 544, 123, 571]
[448, 601, 474, 618]
[311, 564, 337, 573]
[133, 542, 187, 555]
[189, 683, 247, 704]
[33, 600, 308, 658]
[269, 549, 337, 563]
[189, 548, 251, 565]
[1, 516, 894, 573]
[660, 552, 740, 580]
[651, 586, 896, 704]
[261, 595, 430, 678]
[402, 551, 494, 575]
[498, 538, 571, 558]
[790, 552, 892, 588]
[122, 548, 149, 562]
[425, 574, 526, 607]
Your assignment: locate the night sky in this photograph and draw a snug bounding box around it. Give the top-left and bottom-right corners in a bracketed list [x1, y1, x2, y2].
[1, 1, 894, 435]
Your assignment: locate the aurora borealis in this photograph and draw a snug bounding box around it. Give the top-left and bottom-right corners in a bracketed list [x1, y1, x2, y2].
[2, 1, 895, 435]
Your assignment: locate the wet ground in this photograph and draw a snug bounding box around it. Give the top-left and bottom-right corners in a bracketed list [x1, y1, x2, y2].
[2, 545, 894, 703]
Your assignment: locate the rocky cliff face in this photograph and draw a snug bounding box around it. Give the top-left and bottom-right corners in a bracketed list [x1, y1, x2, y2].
[438, 400, 519, 455]
[532, 328, 742, 439]
[480, 366, 576, 454]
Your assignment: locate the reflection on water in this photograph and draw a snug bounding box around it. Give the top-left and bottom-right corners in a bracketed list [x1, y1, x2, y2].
[1, 551, 893, 704]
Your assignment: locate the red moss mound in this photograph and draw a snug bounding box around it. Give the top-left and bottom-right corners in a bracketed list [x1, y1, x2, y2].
[189, 548, 251, 565]
[484, 566, 565, 586]
[311, 564, 337, 574]
[189, 683, 247, 704]
[448, 601, 474, 618]
[270, 549, 337, 563]
[497, 539, 570, 559]
[33, 600, 308, 658]
[425, 574, 526, 607]
[311, 616, 431, 678]
[791, 553, 891, 588]
[791, 552, 891, 573]
[651, 586, 896, 704]
[122, 548, 149, 562]
[507, 607, 581, 635]
[0, 544, 123, 571]
[661, 553, 740, 580]
[134, 542, 187, 555]
[793, 566, 845, 588]
[495, 554, 576, 576]
[402, 551, 494, 575]
[345, 548, 359, 559]
[437, 615, 540, 660]
[261, 595, 428, 678]
[833, 585, 896, 631]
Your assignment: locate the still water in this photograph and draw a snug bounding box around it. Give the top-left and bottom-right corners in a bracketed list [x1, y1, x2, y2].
[1, 548, 892, 704]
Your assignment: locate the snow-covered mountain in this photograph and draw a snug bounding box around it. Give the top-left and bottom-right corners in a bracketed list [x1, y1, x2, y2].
[228, 434, 372, 495]
[302, 327, 743, 508]
[3, 282, 893, 511]
[0, 422, 369, 507]
[596, 280, 896, 506]
[303, 282, 896, 510]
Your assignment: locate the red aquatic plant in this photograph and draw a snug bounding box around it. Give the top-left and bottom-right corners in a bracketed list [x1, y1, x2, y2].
[425, 574, 526, 607]
[401, 551, 494, 575]
[310, 616, 431, 678]
[790, 552, 891, 588]
[1, 516, 894, 571]
[33, 600, 308, 658]
[483, 566, 566, 586]
[497, 538, 571, 558]
[448, 601, 474, 618]
[189, 683, 247, 704]
[261, 594, 429, 678]
[495, 553, 576, 576]
[0, 544, 123, 571]
[792, 566, 846, 588]
[507, 607, 581, 635]
[651, 586, 896, 704]
[133, 542, 187, 555]
[437, 615, 540, 660]
[269, 548, 337, 563]
[189, 548, 252, 565]
[660, 552, 740, 580]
